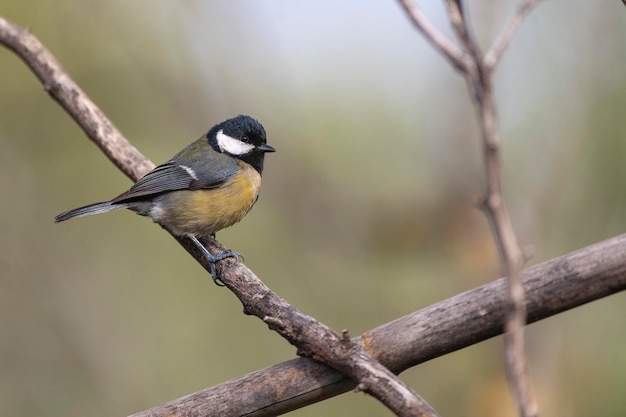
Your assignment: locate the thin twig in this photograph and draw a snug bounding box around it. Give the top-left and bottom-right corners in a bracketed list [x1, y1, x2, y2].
[444, 0, 480, 62]
[485, 0, 538, 71]
[397, 1, 539, 416]
[443, 0, 482, 92]
[396, 0, 470, 73]
[0, 15, 439, 417]
[446, 2, 538, 416]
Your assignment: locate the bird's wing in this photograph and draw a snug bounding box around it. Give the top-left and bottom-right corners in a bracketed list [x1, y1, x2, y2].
[111, 160, 237, 204]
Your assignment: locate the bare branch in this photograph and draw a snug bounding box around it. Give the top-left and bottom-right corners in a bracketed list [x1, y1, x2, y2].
[398, 2, 540, 416]
[131, 233, 626, 416]
[485, 0, 538, 71]
[446, 3, 538, 416]
[0, 17, 153, 181]
[190, 237, 441, 417]
[443, 0, 482, 86]
[395, 0, 470, 73]
[0, 15, 438, 417]
[444, 0, 479, 59]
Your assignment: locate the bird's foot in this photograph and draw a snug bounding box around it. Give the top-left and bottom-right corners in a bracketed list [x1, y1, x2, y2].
[188, 236, 240, 286]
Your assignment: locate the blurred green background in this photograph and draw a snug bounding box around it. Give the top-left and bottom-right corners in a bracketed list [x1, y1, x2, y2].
[1, 1, 625, 416]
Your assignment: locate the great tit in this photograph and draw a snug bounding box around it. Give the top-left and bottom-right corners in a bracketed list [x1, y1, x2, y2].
[55, 115, 275, 282]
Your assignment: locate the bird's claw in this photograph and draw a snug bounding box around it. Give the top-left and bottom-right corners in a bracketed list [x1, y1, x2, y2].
[188, 237, 242, 286]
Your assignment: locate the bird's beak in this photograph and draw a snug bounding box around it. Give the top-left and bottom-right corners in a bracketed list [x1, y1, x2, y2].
[258, 144, 276, 153]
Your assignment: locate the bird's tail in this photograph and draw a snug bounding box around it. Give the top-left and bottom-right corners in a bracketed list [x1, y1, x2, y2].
[54, 201, 130, 223]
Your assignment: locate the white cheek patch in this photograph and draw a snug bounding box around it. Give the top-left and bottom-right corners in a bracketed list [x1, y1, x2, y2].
[216, 129, 255, 155]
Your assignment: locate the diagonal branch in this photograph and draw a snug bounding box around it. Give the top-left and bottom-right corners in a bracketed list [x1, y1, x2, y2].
[443, 0, 481, 83]
[0, 17, 153, 181]
[485, 0, 538, 71]
[130, 233, 626, 416]
[0, 15, 438, 417]
[179, 237, 441, 417]
[396, 0, 470, 73]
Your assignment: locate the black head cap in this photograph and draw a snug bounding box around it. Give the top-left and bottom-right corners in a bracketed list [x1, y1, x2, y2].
[207, 115, 275, 174]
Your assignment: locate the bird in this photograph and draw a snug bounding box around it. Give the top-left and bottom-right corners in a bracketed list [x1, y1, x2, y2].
[55, 115, 275, 283]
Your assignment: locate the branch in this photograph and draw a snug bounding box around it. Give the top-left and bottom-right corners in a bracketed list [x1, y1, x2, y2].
[443, 0, 481, 84]
[130, 233, 626, 416]
[449, 2, 537, 415]
[179, 237, 440, 417]
[395, 0, 470, 73]
[399, 2, 539, 416]
[0, 17, 153, 181]
[484, 0, 538, 71]
[0, 16, 438, 417]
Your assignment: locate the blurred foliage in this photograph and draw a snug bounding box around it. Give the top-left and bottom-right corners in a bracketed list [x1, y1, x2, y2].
[1, 1, 625, 416]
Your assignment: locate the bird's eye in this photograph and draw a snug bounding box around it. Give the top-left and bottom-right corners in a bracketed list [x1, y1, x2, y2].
[241, 135, 250, 143]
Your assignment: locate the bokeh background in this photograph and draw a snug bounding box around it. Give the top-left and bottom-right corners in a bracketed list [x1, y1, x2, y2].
[1, 1, 625, 416]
